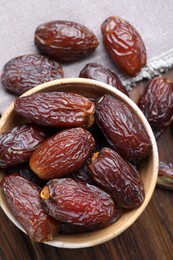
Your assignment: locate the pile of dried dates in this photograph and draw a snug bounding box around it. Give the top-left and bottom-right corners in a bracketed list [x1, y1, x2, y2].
[0, 16, 173, 242]
[1, 16, 147, 95]
[0, 89, 152, 242]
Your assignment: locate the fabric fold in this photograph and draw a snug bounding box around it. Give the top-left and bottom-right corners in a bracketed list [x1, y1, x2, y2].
[121, 48, 173, 89]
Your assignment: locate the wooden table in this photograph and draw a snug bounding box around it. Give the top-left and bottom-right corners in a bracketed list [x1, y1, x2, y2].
[0, 70, 173, 260]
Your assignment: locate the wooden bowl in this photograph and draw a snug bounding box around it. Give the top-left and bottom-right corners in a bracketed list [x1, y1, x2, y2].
[0, 78, 159, 248]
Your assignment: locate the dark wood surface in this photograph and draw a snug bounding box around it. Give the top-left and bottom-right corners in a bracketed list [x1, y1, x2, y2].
[0, 70, 173, 260]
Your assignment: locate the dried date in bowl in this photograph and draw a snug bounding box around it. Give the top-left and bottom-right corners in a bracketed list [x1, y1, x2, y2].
[0, 78, 158, 248]
[14, 92, 95, 128]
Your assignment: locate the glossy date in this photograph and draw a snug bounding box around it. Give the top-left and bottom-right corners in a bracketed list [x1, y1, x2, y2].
[5, 163, 47, 187]
[35, 20, 99, 62]
[14, 91, 95, 128]
[0, 124, 47, 168]
[158, 161, 173, 180]
[1, 54, 64, 95]
[138, 76, 173, 139]
[79, 63, 129, 96]
[40, 178, 115, 226]
[89, 148, 144, 208]
[1, 174, 59, 242]
[29, 127, 95, 179]
[101, 16, 147, 76]
[95, 94, 152, 163]
[60, 207, 123, 234]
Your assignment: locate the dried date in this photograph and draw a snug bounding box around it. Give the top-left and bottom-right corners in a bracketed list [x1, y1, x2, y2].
[5, 163, 46, 187]
[95, 94, 152, 164]
[1, 174, 59, 242]
[40, 178, 115, 226]
[89, 148, 144, 208]
[157, 161, 173, 190]
[60, 207, 123, 234]
[14, 92, 95, 128]
[138, 76, 173, 139]
[0, 124, 47, 168]
[79, 63, 129, 96]
[1, 54, 64, 95]
[29, 127, 95, 179]
[34, 20, 99, 62]
[101, 16, 147, 76]
[158, 161, 173, 180]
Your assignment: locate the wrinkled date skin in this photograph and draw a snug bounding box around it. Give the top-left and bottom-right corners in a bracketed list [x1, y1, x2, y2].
[0, 124, 47, 168]
[14, 92, 95, 128]
[138, 76, 173, 139]
[158, 161, 173, 180]
[1, 174, 59, 242]
[29, 127, 95, 179]
[5, 163, 47, 187]
[40, 178, 115, 226]
[79, 63, 129, 96]
[95, 94, 152, 164]
[101, 16, 147, 76]
[34, 20, 99, 62]
[59, 207, 123, 234]
[1, 54, 64, 95]
[89, 148, 144, 208]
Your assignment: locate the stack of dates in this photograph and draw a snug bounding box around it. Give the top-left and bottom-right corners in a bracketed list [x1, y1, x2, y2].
[2, 15, 173, 242]
[0, 90, 152, 242]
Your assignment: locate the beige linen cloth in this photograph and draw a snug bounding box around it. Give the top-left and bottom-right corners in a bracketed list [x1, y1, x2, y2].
[0, 0, 173, 112]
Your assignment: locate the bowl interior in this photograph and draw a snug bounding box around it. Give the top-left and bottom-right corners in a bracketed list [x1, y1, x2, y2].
[0, 78, 159, 248]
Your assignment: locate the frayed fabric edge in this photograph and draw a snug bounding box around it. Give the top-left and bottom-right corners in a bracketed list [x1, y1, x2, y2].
[119, 48, 173, 90]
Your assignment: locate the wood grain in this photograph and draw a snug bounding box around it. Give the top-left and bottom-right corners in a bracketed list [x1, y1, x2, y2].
[0, 70, 173, 260]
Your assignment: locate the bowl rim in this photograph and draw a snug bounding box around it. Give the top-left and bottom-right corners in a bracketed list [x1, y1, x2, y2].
[0, 77, 159, 248]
